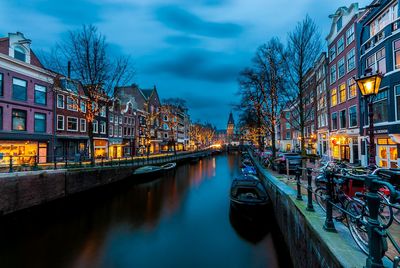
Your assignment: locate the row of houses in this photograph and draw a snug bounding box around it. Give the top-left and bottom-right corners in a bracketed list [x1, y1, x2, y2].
[278, 1, 400, 168]
[0, 32, 190, 166]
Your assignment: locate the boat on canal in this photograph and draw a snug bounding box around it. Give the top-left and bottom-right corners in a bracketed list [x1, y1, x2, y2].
[230, 176, 270, 214]
[241, 165, 257, 175]
[133, 162, 176, 182]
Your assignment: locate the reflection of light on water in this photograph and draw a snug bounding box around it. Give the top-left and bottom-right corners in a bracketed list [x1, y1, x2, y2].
[212, 158, 216, 176]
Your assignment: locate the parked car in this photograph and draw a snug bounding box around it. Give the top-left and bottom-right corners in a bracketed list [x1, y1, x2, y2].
[272, 153, 302, 174]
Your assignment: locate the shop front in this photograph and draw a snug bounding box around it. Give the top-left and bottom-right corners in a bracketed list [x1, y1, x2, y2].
[0, 140, 48, 166]
[376, 136, 398, 168]
[55, 137, 88, 161]
[94, 139, 108, 159]
[109, 138, 124, 159]
[317, 132, 329, 156]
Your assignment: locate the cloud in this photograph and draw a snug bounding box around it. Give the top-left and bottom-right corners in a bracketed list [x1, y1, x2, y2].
[146, 49, 241, 83]
[164, 35, 201, 46]
[155, 5, 243, 38]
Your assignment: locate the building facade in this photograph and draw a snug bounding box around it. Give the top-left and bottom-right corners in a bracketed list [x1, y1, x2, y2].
[357, 0, 400, 168]
[0, 32, 54, 165]
[327, 4, 360, 164]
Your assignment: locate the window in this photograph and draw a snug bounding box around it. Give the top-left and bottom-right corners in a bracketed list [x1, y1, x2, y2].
[370, 2, 398, 36]
[331, 112, 338, 130]
[337, 37, 344, 54]
[57, 95, 64, 108]
[67, 117, 78, 131]
[330, 65, 336, 84]
[394, 39, 400, 69]
[329, 46, 336, 62]
[93, 120, 98, 133]
[372, 90, 388, 123]
[331, 88, 337, 106]
[118, 126, 122, 137]
[337, 17, 342, 32]
[100, 121, 106, 134]
[109, 125, 114, 137]
[12, 78, 27, 101]
[338, 58, 345, 78]
[348, 78, 357, 99]
[340, 110, 346, 129]
[285, 132, 290, 139]
[347, 49, 355, 71]
[0, 107, 2, 130]
[110, 114, 114, 123]
[114, 124, 118, 136]
[80, 101, 86, 113]
[12, 109, 27, 131]
[57, 115, 64, 130]
[0, 73, 3, 96]
[34, 113, 46, 132]
[80, 118, 86, 132]
[346, 26, 354, 45]
[349, 106, 357, 127]
[119, 116, 122, 124]
[34, 85, 47, 105]
[396, 85, 400, 120]
[163, 123, 168, 130]
[100, 106, 106, 117]
[339, 83, 346, 103]
[285, 122, 290, 129]
[60, 79, 78, 93]
[67, 96, 78, 111]
[367, 48, 386, 74]
[14, 46, 26, 62]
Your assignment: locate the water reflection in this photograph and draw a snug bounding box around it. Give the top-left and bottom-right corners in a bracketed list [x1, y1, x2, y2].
[0, 153, 291, 268]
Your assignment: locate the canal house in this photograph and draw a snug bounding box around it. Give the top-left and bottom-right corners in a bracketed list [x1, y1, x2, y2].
[0, 32, 55, 165]
[357, 0, 400, 168]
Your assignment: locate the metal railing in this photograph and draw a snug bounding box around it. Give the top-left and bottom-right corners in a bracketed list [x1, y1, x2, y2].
[0, 149, 212, 174]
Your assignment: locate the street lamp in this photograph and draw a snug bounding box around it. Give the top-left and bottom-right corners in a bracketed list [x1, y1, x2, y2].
[356, 70, 383, 167]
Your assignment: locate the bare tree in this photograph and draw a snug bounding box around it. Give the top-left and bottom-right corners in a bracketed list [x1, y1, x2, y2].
[283, 15, 321, 156]
[48, 24, 135, 164]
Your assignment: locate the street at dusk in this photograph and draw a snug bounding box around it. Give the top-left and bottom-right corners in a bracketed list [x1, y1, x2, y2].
[1, 0, 400, 268]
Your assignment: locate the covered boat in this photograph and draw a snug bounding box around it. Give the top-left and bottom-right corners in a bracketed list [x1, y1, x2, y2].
[161, 162, 177, 171]
[230, 176, 270, 213]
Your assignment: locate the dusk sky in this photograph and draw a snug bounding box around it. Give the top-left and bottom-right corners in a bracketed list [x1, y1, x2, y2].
[0, 0, 371, 129]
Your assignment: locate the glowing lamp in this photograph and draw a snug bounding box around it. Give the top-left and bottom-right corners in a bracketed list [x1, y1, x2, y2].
[356, 72, 383, 97]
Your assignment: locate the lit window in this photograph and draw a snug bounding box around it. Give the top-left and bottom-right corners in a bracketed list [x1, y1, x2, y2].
[67, 96, 78, 111]
[394, 39, 400, 69]
[396, 85, 400, 120]
[348, 78, 357, 99]
[12, 109, 27, 131]
[372, 90, 388, 123]
[331, 88, 337, 106]
[367, 48, 386, 74]
[339, 83, 346, 103]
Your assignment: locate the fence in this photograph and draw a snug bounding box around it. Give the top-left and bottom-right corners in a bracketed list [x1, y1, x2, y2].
[0, 149, 212, 173]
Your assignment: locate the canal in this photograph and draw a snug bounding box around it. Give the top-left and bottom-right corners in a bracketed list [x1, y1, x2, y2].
[0, 152, 292, 268]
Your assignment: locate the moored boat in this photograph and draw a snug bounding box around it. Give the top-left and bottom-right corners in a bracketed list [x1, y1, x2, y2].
[230, 176, 270, 214]
[241, 165, 257, 175]
[161, 162, 176, 171]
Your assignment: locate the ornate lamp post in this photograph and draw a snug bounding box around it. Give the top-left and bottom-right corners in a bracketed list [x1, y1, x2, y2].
[356, 70, 383, 167]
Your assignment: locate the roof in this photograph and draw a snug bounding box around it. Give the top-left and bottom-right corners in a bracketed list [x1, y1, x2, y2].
[141, 89, 153, 99]
[228, 112, 234, 125]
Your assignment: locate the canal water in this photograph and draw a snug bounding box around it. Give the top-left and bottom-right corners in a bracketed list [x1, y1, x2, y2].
[0, 152, 292, 268]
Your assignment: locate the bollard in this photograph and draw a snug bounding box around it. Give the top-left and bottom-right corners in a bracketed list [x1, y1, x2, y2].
[118, 158, 121, 167]
[295, 167, 303, 201]
[33, 155, 38, 171]
[101, 157, 104, 167]
[54, 154, 57, 170]
[9, 156, 13, 173]
[365, 175, 387, 268]
[323, 170, 337, 232]
[65, 155, 68, 168]
[306, 168, 315, 212]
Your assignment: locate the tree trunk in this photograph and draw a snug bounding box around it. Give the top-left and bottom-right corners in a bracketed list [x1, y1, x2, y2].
[88, 123, 95, 166]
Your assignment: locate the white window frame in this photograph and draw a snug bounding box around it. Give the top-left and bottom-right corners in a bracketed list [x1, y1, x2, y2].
[110, 114, 114, 123]
[119, 116, 122, 124]
[346, 26, 355, 46]
[109, 125, 114, 137]
[100, 121, 106, 134]
[395, 84, 400, 121]
[393, 38, 400, 70]
[347, 78, 357, 100]
[329, 45, 336, 62]
[338, 57, 345, 79]
[100, 106, 106, 117]
[57, 94, 65, 109]
[331, 112, 338, 130]
[337, 36, 344, 55]
[67, 96, 78, 111]
[330, 65, 336, 84]
[80, 100, 86, 113]
[57, 115, 64, 130]
[93, 120, 98, 133]
[80, 118, 86, 132]
[67, 116, 78, 132]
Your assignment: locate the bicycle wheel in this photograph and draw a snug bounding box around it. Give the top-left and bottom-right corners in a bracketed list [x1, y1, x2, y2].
[314, 187, 343, 219]
[392, 204, 400, 224]
[346, 199, 369, 255]
[377, 193, 393, 228]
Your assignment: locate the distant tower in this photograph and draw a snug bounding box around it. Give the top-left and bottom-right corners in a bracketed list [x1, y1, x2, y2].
[227, 112, 235, 143]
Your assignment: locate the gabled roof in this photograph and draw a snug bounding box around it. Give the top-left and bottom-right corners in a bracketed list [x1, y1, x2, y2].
[141, 89, 153, 99]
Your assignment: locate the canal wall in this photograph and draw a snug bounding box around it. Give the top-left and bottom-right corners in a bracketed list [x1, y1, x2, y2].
[250, 154, 365, 268]
[0, 151, 210, 216]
